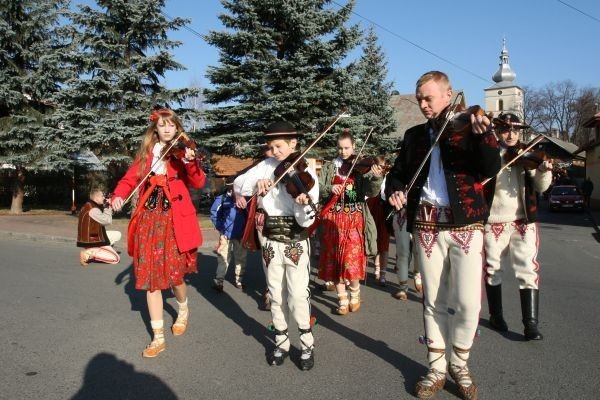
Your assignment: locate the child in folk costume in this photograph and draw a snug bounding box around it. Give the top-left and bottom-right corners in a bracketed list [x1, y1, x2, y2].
[77, 188, 121, 265]
[483, 113, 552, 341]
[210, 177, 247, 292]
[365, 155, 392, 286]
[111, 109, 205, 358]
[235, 121, 318, 370]
[318, 131, 383, 315]
[234, 144, 275, 310]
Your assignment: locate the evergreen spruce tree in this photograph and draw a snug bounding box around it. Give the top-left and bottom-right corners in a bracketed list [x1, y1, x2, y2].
[53, 0, 198, 170]
[204, 0, 361, 157]
[0, 0, 72, 213]
[344, 26, 396, 158]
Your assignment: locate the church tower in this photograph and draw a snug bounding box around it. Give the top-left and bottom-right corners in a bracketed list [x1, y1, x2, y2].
[484, 39, 524, 118]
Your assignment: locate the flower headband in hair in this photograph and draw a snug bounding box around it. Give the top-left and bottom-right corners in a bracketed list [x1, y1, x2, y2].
[149, 111, 161, 122]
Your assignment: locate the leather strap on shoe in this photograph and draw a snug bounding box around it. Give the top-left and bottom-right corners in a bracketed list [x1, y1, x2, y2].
[273, 328, 289, 349]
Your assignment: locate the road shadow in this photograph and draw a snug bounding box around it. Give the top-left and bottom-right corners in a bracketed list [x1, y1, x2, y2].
[115, 264, 177, 337]
[478, 318, 525, 342]
[187, 251, 273, 360]
[70, 352, 177, 400]
[309, 293, 425, 395]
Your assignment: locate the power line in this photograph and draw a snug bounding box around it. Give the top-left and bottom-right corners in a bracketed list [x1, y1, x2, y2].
[161, 11, 205, 40]
[557, 0, 600, 23]
[330, 1, 490, 83]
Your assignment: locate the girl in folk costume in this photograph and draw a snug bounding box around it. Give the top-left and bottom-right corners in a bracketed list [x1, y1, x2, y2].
[365, 155, 392, 286]
[111, 109, 205, 358]
[318, 131, 383, 315]
[235, 121, 318, 371]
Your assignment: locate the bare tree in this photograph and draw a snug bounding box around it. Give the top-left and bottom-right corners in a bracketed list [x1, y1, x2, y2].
[543, 81, 578, 141]
[523, 81, 599, 144]
[571, 87, 600, 146]
[182, 78, 206, 133]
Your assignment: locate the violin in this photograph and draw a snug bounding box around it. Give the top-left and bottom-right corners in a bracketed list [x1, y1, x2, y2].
[339, 155, 390, 176]
[161, 135, 208, 163]
[502, 142, 550, 170]
[433, 104, 490, 139]
[273, 152, 318, 216]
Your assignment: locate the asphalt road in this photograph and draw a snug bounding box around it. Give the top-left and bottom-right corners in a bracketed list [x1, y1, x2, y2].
[0, 207, 599, 400]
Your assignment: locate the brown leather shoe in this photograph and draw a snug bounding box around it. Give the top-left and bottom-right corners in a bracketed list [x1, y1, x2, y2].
[415, 273, 423, 293]
[392, 290, 408, 300]
[142, 340, 166, 358]
[79, 250, 90, 266]
[415, 369, 446, 399]
[172, 314, 188, 336]
[449, 364, 478, 400]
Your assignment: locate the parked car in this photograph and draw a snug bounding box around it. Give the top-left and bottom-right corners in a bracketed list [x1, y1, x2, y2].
[548, 185, 584, 212]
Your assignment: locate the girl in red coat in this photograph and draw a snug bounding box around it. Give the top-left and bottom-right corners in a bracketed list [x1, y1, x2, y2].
[111, 109, 205, 358]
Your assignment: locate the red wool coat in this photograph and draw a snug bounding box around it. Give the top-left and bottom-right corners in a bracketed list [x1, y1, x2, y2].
[113, 153, 206, 253]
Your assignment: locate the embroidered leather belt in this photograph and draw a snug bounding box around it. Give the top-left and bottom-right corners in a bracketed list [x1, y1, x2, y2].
[332, 202, 363, 214]
[263, 216, 307, 243]
[414, 203, 484, 232]
[144, 175, 172, 211]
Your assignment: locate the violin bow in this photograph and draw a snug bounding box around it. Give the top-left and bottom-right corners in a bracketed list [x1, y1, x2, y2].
[121, 131, 188, 206]
[339, 126, 376, 190]
[266, 108, 351, 193]
[480, 134, 545, 187]
[386, 92, 464, 220]
[243, 109, 351, 203]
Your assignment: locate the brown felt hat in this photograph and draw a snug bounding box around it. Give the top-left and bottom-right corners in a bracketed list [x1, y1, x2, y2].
[493, 113, 530, 130]
[263, 121, 301, 139]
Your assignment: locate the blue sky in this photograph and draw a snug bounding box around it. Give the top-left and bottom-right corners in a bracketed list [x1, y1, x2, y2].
[113, 1, 600, 106]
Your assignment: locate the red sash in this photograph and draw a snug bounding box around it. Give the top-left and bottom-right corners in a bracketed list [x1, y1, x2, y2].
[127, 175, 172, 256]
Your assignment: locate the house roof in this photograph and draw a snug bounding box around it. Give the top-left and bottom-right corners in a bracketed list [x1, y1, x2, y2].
[530, 134, 585, 160]
[388, 90, 465, 140]
[582, 111, 600, 128]
[211, 155, 257, 177]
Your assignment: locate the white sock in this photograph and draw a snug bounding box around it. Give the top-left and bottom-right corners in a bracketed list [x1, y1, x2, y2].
[176, 298, 188, 320]
[150, 320, 164, 343]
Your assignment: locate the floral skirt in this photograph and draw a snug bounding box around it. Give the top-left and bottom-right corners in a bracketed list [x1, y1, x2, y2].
[132, 188, 197, 291]
[318, 203, 366, 282]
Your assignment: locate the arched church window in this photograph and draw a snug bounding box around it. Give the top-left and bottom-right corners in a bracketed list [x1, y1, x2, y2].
[498, 99, 504, 111]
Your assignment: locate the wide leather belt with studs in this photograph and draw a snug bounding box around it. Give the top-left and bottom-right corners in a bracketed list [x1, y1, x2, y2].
[262, 216, 307, 243]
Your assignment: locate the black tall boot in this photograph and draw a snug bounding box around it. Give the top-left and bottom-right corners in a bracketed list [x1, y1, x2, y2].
[520, 288, 543, 340]
[485, 283, 508, 332]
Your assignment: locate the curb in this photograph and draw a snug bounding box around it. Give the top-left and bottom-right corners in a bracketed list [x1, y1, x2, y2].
[0, 230, 74, 243]
[0, 230, 219, 250]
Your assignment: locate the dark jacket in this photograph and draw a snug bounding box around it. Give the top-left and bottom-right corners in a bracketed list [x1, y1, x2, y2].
[385, 122, 501, 232]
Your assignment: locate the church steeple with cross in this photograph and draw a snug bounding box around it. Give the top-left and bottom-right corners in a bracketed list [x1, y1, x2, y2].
[484, 38, 524, 118]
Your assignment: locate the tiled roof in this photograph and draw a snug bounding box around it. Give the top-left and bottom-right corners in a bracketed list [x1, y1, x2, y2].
[388, 91, 466, 140]
[211, 155, 257, 177]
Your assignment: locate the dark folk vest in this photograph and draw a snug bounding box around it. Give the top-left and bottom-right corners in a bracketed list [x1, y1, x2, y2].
[77, 201, 110, 248]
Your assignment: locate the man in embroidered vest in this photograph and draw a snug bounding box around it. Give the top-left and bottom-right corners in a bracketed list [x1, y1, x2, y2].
[386, 71, 500, 400]
[77, 188, 121, 265]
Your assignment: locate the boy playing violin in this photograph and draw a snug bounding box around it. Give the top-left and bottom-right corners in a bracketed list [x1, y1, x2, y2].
[483, 112, 552, 341]
[234, 121, 318, 370]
